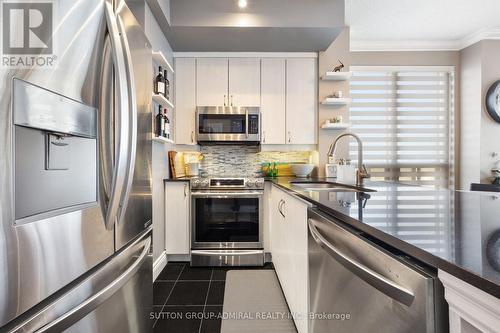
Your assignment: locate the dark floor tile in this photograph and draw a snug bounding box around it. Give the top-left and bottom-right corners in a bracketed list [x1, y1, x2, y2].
[157, 263, 186, 281]
[151, 305, 165, 322]
[206, 281, 225, 305]
[154, 282, 175, 306]
[200, 306, 223, 333]
[167, 281, 210, 306]
[154, 306, 203, 333]
[179, 266, 212, 281]
[211, 268, 229, 281]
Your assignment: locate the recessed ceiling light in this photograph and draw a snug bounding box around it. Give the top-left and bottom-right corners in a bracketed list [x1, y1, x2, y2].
[238, 0, 247, 8]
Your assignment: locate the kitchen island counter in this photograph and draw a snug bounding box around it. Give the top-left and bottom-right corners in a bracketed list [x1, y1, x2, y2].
[267, 177, 500, 299]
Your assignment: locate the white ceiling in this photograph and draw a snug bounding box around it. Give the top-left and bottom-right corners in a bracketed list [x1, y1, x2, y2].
[346, 0, 500, 50]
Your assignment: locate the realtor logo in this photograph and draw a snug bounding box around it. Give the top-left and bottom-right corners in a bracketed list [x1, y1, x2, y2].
[1, 0, 56, 68]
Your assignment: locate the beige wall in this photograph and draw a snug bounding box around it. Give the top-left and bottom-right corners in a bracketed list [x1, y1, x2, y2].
[480, 40, 500, 182]
[319, 31, 462, 186]
[460, 40, 500, 187]
[460, 43, 482, 189]
[318, 28, 351, 176]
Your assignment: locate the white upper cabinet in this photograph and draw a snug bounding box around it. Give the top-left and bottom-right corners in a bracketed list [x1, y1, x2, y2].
[228, 58, 261, 107]
[286, 58, 317, 144]
[174, 55, 317, 146]
[196, 58, 229, 106]
[261, 58, 286, 144]
[175, 58, 197, 145]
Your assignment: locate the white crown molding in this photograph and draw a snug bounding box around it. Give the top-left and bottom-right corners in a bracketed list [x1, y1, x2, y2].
[350, 28, 500, 52]
[350, 39, 460, 52]
[460, 27, 500, 49]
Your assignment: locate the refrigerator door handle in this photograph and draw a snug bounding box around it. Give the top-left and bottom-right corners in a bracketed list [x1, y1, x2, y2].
[33, 237, 151, 333]
[115, 13, 138, 224]
[308, 218, 415, 306]
[100, 36, 115, 208]
[102, 2, 131, 230]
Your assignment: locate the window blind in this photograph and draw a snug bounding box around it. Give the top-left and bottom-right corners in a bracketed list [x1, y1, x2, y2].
[349, 185, 454, 258]
[349, 67, 455, 189]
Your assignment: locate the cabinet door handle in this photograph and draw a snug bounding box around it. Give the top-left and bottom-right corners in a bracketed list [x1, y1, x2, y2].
[224, 95, 227, 106]
[288, 131, 291, 143]
[191, 131, 194, 143]
[263, 131, 266, 143]
[278, 199, 285, 218]
[184, 184, 188, 197]
[230, 95, 234, 106]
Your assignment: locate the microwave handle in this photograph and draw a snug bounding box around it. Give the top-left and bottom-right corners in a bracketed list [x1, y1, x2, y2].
[245, 109, 249, 138]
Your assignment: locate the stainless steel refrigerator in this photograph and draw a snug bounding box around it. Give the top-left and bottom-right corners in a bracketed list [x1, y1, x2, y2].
[0, 0, 153, 331]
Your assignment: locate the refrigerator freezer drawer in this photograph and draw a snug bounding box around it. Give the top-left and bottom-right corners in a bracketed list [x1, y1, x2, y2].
[4, 230, 152, 333]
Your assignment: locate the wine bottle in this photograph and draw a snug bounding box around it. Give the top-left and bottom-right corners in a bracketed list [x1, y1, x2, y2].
[163, 69, 170, 100]
[154, 66, 165, 95]
[163, 108, 170, 139]
[155, 105, 164, 137]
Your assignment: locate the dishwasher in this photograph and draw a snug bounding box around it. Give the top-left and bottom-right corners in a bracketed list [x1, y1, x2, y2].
[307, 208, 448, 333]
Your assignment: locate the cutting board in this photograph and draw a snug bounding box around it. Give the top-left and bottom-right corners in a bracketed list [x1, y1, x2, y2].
[168, 151, 186, 179]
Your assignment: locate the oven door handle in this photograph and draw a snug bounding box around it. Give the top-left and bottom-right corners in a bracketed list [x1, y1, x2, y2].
[191, 191, 263, 197]
[191, 250, 263, 256]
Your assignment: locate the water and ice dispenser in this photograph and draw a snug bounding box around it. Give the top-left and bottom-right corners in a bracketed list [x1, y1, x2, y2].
[13, 78, 98, 223]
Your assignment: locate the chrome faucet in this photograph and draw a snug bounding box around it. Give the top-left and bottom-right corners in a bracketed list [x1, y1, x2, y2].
[327, 132, 370, 186]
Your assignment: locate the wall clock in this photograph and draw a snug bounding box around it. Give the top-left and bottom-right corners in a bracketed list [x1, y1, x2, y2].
[486, 80, 500, 123]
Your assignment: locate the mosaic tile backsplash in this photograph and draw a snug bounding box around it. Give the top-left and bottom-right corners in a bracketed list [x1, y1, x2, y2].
[185, 146, 314, 177]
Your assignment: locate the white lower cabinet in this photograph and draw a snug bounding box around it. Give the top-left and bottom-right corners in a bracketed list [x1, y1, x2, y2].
[270, 184, 310, 333]
[165, 182, 190, 254]
[439, 270, 500, 333]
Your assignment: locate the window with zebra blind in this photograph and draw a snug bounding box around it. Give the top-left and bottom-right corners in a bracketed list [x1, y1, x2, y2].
[349, 66, 455, 189]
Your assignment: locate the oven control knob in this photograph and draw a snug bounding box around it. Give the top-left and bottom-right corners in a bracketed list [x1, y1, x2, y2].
[192, 179, 201, 188]
[200, 179, 209, 188]
[247, 180, 255, 187]
[255, 179, 264, 188]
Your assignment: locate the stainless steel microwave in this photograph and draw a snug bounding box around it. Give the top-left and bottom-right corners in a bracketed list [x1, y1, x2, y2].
[196, 106, 261, 144]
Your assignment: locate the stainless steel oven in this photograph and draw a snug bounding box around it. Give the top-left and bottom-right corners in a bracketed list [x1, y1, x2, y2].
[190, 177, 264, 266]
[196, 106, 260, 144]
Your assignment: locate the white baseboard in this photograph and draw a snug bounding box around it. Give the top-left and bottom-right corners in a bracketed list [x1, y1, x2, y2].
[167, 254, 190, 262]
[153, 251, 167, 282]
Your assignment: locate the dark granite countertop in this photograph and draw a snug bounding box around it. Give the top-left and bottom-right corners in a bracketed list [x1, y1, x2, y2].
[164, 177, 191, 182]
[268, 177, 500, 299]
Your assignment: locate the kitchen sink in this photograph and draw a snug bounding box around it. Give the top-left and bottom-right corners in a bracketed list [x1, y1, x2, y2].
[291, 181, 375, 192]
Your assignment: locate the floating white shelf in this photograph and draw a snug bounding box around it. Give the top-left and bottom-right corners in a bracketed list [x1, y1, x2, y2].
[321, 97, 352, 106]
[152, 51, 174, 73]
[321, 123, 350, 130]
[152, 93, 174, 108]
[321, 71, 352, 81]
[153, 136, 174, 144]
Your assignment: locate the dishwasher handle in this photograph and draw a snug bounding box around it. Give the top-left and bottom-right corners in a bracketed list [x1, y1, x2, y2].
[308, 218, 415, 306]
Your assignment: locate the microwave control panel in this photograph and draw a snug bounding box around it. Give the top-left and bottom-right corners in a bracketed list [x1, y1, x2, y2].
[248, 114, 259, 134]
